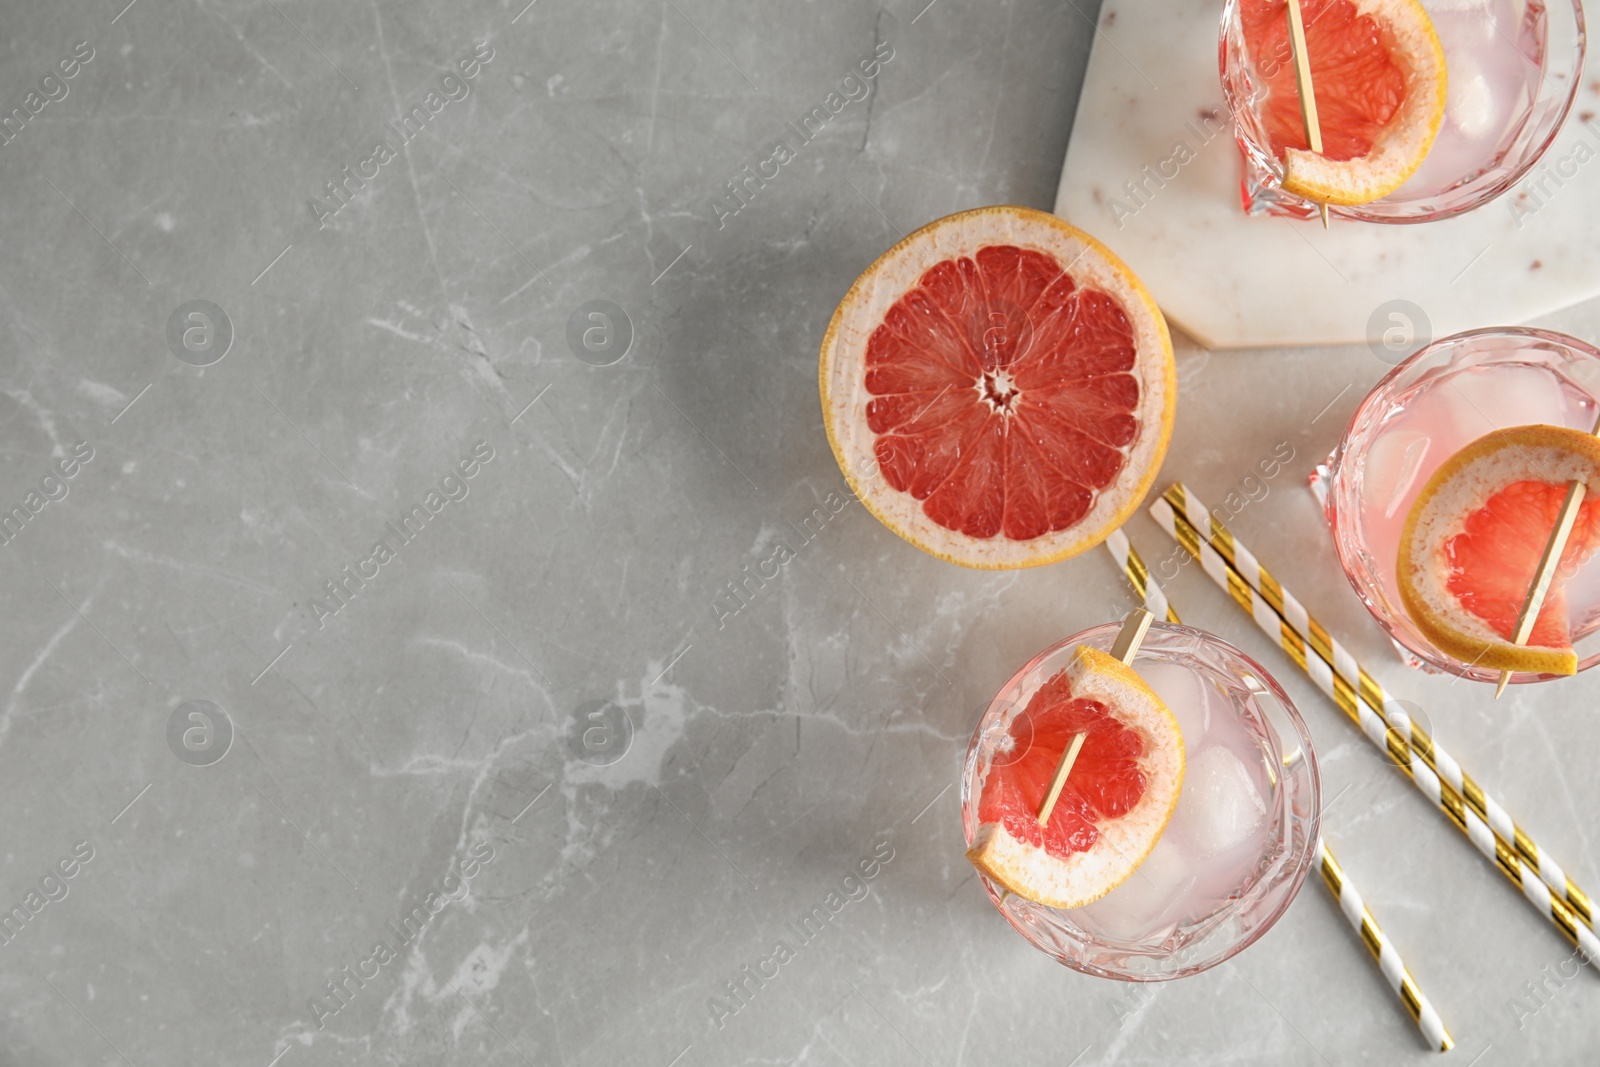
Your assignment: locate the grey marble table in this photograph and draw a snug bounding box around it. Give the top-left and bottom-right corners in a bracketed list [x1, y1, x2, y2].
[2, 1, 1596, 1064]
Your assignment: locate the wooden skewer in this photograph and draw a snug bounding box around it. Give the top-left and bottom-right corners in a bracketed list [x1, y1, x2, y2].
[1284, 0, 1331, 229]
[1495, 411, 1600, 697]
[1037, 609, 1154, 825]
[1495, 484, 1585, 698]
[1109, 608, 1155, 664]
[1036, 733, 1087, 827]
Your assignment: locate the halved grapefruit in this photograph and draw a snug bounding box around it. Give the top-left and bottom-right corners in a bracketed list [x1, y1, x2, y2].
[1242, 0, 1447, 205]
[967, 645, 1185, 909]
[819, 206, 1175, 569]
[1398, 425, 1600, 675]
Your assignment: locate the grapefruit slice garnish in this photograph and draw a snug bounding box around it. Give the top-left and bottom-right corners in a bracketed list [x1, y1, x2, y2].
[967, 645, 1185, 909]
[1398, 425, 1600, 676]
[819, 206, 1175, 569]
[1242, 0, 1446, 206]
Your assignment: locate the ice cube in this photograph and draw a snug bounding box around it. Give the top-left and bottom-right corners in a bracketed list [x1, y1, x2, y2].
[1135, 661, 1209, 762]
[1444, 364, 1564, 446]
[1448, 64, 1496, 140]
[1427, 0, 1505, 40]
[1362, 430, 1432, 521]
[1174, 745, 1267, 857]
[1077, 832, 1195, 941]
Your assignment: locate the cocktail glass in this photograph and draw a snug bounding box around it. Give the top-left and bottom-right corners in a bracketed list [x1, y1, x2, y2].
[1219, 0, 1586, 222]
[960, 621, 1320, 980]
[1316, 326, 1600, 681]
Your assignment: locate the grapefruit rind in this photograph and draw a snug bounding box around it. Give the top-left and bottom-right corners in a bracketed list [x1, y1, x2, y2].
[1279, 0, 1447, 207]
[818, 205, 1177, 570]
[1398, 425, 1600, 676]
[966, 645, 1186, 909]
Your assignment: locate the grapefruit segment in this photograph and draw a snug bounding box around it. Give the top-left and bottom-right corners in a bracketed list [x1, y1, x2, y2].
[1398, 425, 1600, 675]
[967, 645, 1185, 909]
[820, 206, 1176, 569]
[1242, 0, 1447, 206]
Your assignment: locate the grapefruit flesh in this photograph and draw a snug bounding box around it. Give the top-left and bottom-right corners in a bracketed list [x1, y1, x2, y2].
[1399, 425, 1600, 675]
[1246, 0, 1407, 162]
[821, 207, 1175, 569]
[1240, 0, 1446, 205]
[1445, 483, 1600, 650]
[866, 248, 1138, 542]
[976, 671, 1148, 859]
[967, 645, 1185, 909]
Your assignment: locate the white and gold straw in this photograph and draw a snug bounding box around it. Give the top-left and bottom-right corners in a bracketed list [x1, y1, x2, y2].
[1162, 483, 1595, 930]
[1317, 838, 1453, 1051]
[1103, 534, 1453, 1049]
[1106, 528, 1180, 624]
[1148, 491, 1600, 963]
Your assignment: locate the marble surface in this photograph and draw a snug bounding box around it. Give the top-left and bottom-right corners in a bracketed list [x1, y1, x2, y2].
[2, 1, 1599, 1065]
[1055, 0, 1600, 348]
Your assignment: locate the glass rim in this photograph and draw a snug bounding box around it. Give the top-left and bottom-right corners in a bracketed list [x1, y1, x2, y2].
[1334, 325, 1600, 447]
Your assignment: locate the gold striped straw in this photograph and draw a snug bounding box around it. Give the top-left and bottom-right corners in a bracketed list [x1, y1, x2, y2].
[1106, 528, 1180, 624]
[1148, 493, 1600, 963]
[1163, 483, 1595, 931]
[1318, 838, 1452, 1051]
[1103, 534, 1453, 1050]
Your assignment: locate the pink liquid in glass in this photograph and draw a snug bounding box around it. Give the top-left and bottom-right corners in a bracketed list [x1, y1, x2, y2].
[1074, 659, 1279, 943]
[1400, 0, 1548, 195]
[1347, 354, 1600, 647]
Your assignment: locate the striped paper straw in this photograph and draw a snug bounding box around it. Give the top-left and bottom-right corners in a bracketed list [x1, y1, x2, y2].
[1165, 483, 1595, 931]
[1102, 534, 1454, 1049]
[1105, 528, 1180, 623]
[1149, 495, 1600, 964]
[1318, 838, 1453, 1051]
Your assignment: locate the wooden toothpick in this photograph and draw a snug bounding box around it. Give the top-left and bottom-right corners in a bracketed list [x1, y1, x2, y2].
[1495, 411, 1600, 698]
[1109, 608, 1155, 664]
[1284, 0, 1331, 229]
[1037, 609, 1154, 825]
[1036, 732, 1087, 827]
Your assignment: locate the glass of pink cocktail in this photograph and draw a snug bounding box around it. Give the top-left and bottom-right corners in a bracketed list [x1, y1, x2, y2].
[1318, 327, 1600, 682]
[961, 621, 1320, 980]
[1220, 0, 1585, 222]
